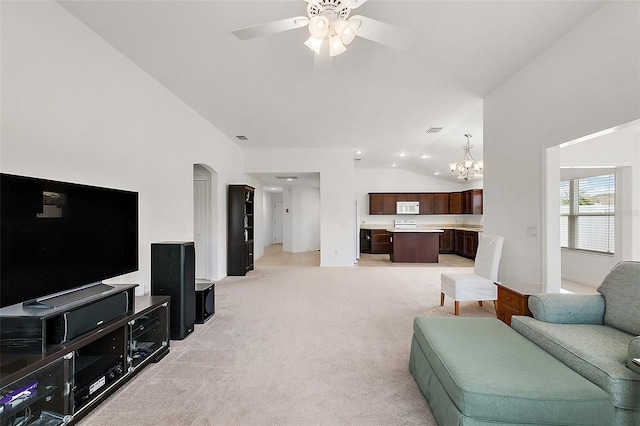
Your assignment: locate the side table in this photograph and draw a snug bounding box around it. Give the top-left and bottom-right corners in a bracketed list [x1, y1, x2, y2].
[495, 282, 543, 326]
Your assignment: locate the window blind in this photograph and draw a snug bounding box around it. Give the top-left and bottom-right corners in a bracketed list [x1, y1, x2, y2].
[560, 173, 615, 254]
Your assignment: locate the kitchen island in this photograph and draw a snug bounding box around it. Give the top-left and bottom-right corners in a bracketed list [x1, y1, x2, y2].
[389, 229, 443, 263]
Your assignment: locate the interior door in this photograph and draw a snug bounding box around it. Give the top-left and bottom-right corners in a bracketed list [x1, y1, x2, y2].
[193, 179, 208, 279]
[274, 200, 283, 243]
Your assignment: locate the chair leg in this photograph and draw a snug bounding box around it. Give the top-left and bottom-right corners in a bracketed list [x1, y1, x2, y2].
[454, 301, 459, 316]
[440, 292, 445, 306]
[478, 301, 483, 307]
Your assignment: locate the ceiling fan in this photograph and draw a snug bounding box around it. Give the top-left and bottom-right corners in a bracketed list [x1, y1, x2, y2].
[231, 0, 414, 57]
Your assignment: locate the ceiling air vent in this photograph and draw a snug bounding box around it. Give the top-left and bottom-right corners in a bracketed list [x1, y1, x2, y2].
[426, 127, 443, 134]
[275, 176, 298, 180]
[236, 135, 249, 141]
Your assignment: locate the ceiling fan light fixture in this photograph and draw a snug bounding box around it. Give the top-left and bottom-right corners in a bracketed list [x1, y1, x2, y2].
[339, 19, 361, 45]
[308, 15, 330, 39]
[329, 35, 347, 56]
[304, 36, 324, 55]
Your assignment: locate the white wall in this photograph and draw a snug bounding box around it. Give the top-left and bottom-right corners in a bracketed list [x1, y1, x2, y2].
[1, 1, 251, 291]
[484, 1, 640, 288]
[355, 168, 484, 227]
[245, 148, 354, 266]
[291, 187, 320, 252]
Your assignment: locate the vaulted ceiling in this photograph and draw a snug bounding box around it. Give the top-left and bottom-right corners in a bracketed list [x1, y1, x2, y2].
[59, 0, 604, 184]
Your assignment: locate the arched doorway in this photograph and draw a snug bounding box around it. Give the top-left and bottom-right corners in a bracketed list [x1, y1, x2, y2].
[193, 164, 218, 280]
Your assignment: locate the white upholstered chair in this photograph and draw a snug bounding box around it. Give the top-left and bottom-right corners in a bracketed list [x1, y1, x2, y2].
[440, 233, 504, 315]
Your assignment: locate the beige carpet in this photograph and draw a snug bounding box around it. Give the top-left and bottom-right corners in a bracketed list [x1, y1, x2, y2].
[79, 264, 494, 425]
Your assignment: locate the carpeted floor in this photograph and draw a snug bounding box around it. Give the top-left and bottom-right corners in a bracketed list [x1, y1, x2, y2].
[79, 263, 495, 425]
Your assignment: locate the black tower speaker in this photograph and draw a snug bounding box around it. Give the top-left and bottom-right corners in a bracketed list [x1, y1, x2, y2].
[151, 242, 196, 340]
[195, 281, 215, 324]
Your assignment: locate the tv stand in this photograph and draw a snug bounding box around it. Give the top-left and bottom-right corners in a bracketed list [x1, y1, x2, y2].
[23, 283, 115, 309]
[0, 294, 170, 426]
[1, 284, 136, 354]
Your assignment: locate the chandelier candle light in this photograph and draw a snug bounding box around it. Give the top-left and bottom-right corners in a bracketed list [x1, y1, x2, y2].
[449, 134, 483, 181]
[304, 0, 362, 57]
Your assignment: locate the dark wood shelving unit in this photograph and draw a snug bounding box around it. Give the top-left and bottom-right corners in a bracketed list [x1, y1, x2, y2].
[0, 294, 170, 425]
[227, 185, 255, 276]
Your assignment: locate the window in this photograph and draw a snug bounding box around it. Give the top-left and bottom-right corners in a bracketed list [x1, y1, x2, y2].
[560, 173, 615, 254]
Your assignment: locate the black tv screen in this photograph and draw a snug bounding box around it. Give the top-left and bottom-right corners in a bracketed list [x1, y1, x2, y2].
[0, 173, 138, 308]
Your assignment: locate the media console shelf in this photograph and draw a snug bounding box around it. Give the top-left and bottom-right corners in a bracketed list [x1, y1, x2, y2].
[0, 294, 170, 426]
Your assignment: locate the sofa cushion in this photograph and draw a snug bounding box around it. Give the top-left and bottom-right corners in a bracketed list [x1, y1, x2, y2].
[512, 315, 640, 410]
[597, 261, 640, 336]
[528, 293, 605, 324]
[412, 317, 612, 425]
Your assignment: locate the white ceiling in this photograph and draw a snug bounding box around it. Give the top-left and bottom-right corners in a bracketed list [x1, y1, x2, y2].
[58, 0, 604, 185]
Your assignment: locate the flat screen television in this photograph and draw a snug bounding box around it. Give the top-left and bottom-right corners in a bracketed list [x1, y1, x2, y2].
[1, 173, 138, 308]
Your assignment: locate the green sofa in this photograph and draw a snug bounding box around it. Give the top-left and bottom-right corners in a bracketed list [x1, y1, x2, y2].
[511, 261, 640, 426]
[409, 317, 612, 425]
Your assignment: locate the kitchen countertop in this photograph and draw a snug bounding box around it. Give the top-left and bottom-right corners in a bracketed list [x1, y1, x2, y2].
[361, 224, 483, 232]
[388, 228, 444, 233]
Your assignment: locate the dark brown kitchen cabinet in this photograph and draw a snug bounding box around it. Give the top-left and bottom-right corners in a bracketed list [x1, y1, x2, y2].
[370, 229, 391, 254]
[434, 193, 450, 214]
[454, 230, 478, 259]
[462, 189, 483, 214]
[449, 192, 463, 214]
[396, 193, 419, 201]
[369, 193, 383, 215]
[360, 229, 371, 253]
[368, 193, 398, 215]
[382, 194, 396, 214]
[368, 191, 482, 215]
[419, 193, 435, 214]
[439, 229, 455, 253]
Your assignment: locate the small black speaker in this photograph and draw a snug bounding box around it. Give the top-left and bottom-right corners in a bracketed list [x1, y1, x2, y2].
[151, 242, 196, 340]
[195, 281, 215, 324]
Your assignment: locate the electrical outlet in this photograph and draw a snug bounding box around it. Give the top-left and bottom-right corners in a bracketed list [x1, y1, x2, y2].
[527, 226, 538, 237]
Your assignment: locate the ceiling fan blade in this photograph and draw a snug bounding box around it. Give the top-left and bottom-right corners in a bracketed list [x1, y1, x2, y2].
[350, 15, 415, 50]
[346, 0, 371, 9]
[232, 16, 309, 40]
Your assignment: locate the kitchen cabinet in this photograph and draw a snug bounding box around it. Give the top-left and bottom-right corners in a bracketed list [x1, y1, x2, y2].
[368, 194, 383, 215]
[419, 193, 435, 214]
[368, 191, 482, 215]
[439, 229, 455, 253]
[382, 194, 396, 215]
[397, 193, 420, 202]
[454, 230, 479, 259]
[462, 189, 483, 214]
[389, 231, 440, 263]
[449, 192, 463, 214]
[360, 229, 371, 253]
[369, 193, 397, 215]
[434, 193, 450, 214]
[370, 229, 391, 254]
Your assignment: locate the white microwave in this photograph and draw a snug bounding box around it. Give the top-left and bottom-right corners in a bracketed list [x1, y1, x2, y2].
[396, 201, 420, 215]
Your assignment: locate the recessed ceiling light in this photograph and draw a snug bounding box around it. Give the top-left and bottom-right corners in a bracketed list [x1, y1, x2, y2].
[392, 164, 396, 167]
[434, 172, 439, 175]
[421, 154, 430, 159]
[399, 153, 405, 157]
[355, 150, 362, 155]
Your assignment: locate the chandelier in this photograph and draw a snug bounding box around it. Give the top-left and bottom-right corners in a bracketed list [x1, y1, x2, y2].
[304, 0, 362, 57]
[448, 134, 483, 181]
